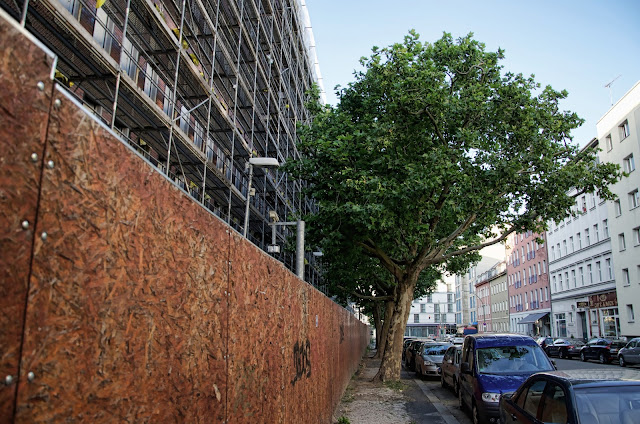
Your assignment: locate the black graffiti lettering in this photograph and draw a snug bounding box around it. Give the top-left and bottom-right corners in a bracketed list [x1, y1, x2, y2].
[340, 325, 345, 344]
[291, 339, 312, 385]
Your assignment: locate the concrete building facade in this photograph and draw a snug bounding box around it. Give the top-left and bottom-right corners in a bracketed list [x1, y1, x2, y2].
[546, 178, 618, 340]
[406, 291, 457, 339]
[596, 81, 640, 338]
[473, 261, 508, 333]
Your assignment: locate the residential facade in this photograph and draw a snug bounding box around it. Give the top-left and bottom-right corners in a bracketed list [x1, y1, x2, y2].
[596, 81, 640, 338]
[546, 174, 618, 340]
[473, 261, 508, 333]
[455, 243, 505, 334]
[406, 291, 457, 339]
[506, 231, 551, 336]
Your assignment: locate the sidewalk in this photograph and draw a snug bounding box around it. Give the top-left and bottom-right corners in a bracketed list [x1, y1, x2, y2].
[332, 350, 466, 424]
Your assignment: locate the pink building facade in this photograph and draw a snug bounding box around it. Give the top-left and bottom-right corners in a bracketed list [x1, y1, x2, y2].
[506, 231, 551, 336]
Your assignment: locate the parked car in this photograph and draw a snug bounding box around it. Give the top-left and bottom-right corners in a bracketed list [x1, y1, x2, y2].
[536, 336, 554, 350]
[452, 336, 465, 345]
[499, 369, 640, 424]
[458, 334, 555, 424]
[440, 345, 462, 395]
[566, 340, 586, 359]
[580, 337, 626, 364]
[415, 343, 452, 378]
[402, 338, 416, 361]
[545, 338, 582, 359]
[405, 340, 426, 371]
[619, 337, 640, 367]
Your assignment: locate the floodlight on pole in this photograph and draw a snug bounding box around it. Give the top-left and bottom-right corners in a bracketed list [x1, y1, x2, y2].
[243, 157, 280, 238]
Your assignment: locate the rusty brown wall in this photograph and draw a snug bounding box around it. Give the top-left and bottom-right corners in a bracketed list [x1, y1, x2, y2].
[0, 13, 368, 424]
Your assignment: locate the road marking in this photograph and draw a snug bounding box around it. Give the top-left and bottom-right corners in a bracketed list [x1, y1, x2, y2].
[415, 379, 460, 424]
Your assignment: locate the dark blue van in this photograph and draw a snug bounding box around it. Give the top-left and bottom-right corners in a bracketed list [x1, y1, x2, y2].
[458, 334, 555, 423]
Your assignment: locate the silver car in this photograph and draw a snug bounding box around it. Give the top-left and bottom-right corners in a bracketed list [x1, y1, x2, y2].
[618, 337, 640, 367]
[415, 343, 452, 378]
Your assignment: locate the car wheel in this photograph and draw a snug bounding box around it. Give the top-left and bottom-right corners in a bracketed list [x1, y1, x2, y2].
[619, 355, 626, 367]
[580, 352, 587, 362]
[599, 352, 606, 364]
[472, 402, 481, 424]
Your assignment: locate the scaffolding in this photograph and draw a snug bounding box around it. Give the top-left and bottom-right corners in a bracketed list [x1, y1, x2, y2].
[2, 0, 325, 289]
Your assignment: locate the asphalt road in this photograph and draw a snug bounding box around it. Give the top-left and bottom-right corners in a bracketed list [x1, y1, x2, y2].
[403, 356, 640, 424]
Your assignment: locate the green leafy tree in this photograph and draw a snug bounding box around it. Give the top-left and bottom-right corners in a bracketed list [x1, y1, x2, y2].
[288, 31, 620, 381]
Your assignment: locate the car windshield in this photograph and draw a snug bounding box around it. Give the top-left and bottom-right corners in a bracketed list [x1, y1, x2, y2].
[423, 344, 450, 355]
[476, 345, 553, 374]
[574, 386, 640, 424]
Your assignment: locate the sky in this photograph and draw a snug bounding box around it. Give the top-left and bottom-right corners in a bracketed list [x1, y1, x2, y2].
[304, 0, 640, 147]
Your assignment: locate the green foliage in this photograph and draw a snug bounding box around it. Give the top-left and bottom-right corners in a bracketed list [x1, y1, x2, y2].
[337, 416, 351, 424]
[287, 31, 621, 314]
[383, 380, 406, 392]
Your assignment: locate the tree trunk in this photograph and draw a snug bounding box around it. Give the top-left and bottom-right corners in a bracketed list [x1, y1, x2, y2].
[373, 300, 394, 359]
[373, 273, 418, 381]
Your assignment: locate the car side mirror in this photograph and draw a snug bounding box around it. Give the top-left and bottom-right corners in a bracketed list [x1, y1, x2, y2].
[461, 362, 471, 374]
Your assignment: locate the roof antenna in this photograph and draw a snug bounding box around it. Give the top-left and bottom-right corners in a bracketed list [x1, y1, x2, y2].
[604, 75, 621, 106]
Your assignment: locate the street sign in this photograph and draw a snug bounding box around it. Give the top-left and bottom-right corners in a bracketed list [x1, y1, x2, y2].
[576, 301, 589, 308]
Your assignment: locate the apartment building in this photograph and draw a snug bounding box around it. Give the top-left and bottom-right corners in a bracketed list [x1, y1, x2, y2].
[406, 291, 457, 339]
[506, 231, 551, 336]
[455, 243, 504, 334]
[596, 81, 640, 338]
[2, 0, 324, 283]
[474, 261, 508, 333]
[546, 170, 618, 339]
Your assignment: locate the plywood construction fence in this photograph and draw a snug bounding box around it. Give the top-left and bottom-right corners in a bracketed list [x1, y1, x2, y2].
[0, 12, 368, 423]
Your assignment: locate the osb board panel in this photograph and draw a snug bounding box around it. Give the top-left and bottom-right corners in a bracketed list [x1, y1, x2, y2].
[0, 14, 55, 422]
[227, 233, 287, 423]
[15, 86, 229, 423]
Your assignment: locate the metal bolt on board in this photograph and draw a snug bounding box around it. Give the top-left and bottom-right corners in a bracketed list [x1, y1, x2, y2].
[46, 160, 55, 169]
[41, 232, 48, 241]
[31, 153, 39, 162]
[21, 220, 29, 230]
[53, 99, 61, 108]
[5, 375, 13, 385]
[27, 372, 35, 382]
[37, 81, 45, 91]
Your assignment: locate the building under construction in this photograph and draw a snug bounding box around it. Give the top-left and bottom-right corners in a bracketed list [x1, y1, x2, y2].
[2, 0, 325, 286]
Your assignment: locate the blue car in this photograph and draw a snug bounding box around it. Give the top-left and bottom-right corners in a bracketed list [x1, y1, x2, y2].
[458, 334, 555, 424]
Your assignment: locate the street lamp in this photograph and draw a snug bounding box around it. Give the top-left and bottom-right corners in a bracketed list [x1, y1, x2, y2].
[243, 157, 279, 238]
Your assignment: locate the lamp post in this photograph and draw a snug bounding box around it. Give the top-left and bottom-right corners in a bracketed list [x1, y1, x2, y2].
[243, 157, 279, 238]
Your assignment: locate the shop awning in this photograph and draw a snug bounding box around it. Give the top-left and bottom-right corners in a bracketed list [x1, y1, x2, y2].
[519, 312, 549, 324]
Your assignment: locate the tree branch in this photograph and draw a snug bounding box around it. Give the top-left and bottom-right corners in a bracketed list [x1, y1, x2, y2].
[438, 225, 517, 262]
[357, 238, 405, 281]
[337, 286, 394, 301]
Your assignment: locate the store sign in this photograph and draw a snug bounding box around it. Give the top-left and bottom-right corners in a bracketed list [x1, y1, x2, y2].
[589, 292, 617, 309]
[576, 301, 589, 308]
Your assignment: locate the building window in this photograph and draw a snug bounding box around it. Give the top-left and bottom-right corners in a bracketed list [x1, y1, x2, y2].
[606, 134, 613, 151]
[627, 304, 635, 322]
[622, 269, 630, 286]
[619, 120, 630, 140]
[596, 261, 602, 282]
[562, 240, 567, 255]
[577, 232, 582, 249]
[603, 220, 609, 238]
[585, 229, 590, 246]
[593, 224, 599, 242]
[414, 314, 420, 323]
[569, 236, 574, 252]
[630, 189, 640, 209]
[552, 275, 557, 292]
[93, 8, 115, 54]
[572, 269, 577, 287]
[606, 259, 612, 280]
[555, 313, 567, 337]
[587, 264, 593, 284]
[619, 233, 626, 251]
[542, 260, 546, 273]
[579, 267, 584, 286]
[420, 304, 426, 313]
[614, 200, 622, 216]
[624, 154, 636, 173]
[551, 246, 555, 260]
[634, 227, 640, 246]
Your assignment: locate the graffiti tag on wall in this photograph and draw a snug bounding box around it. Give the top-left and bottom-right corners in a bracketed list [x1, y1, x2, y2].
[291, 339, 311, 385]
